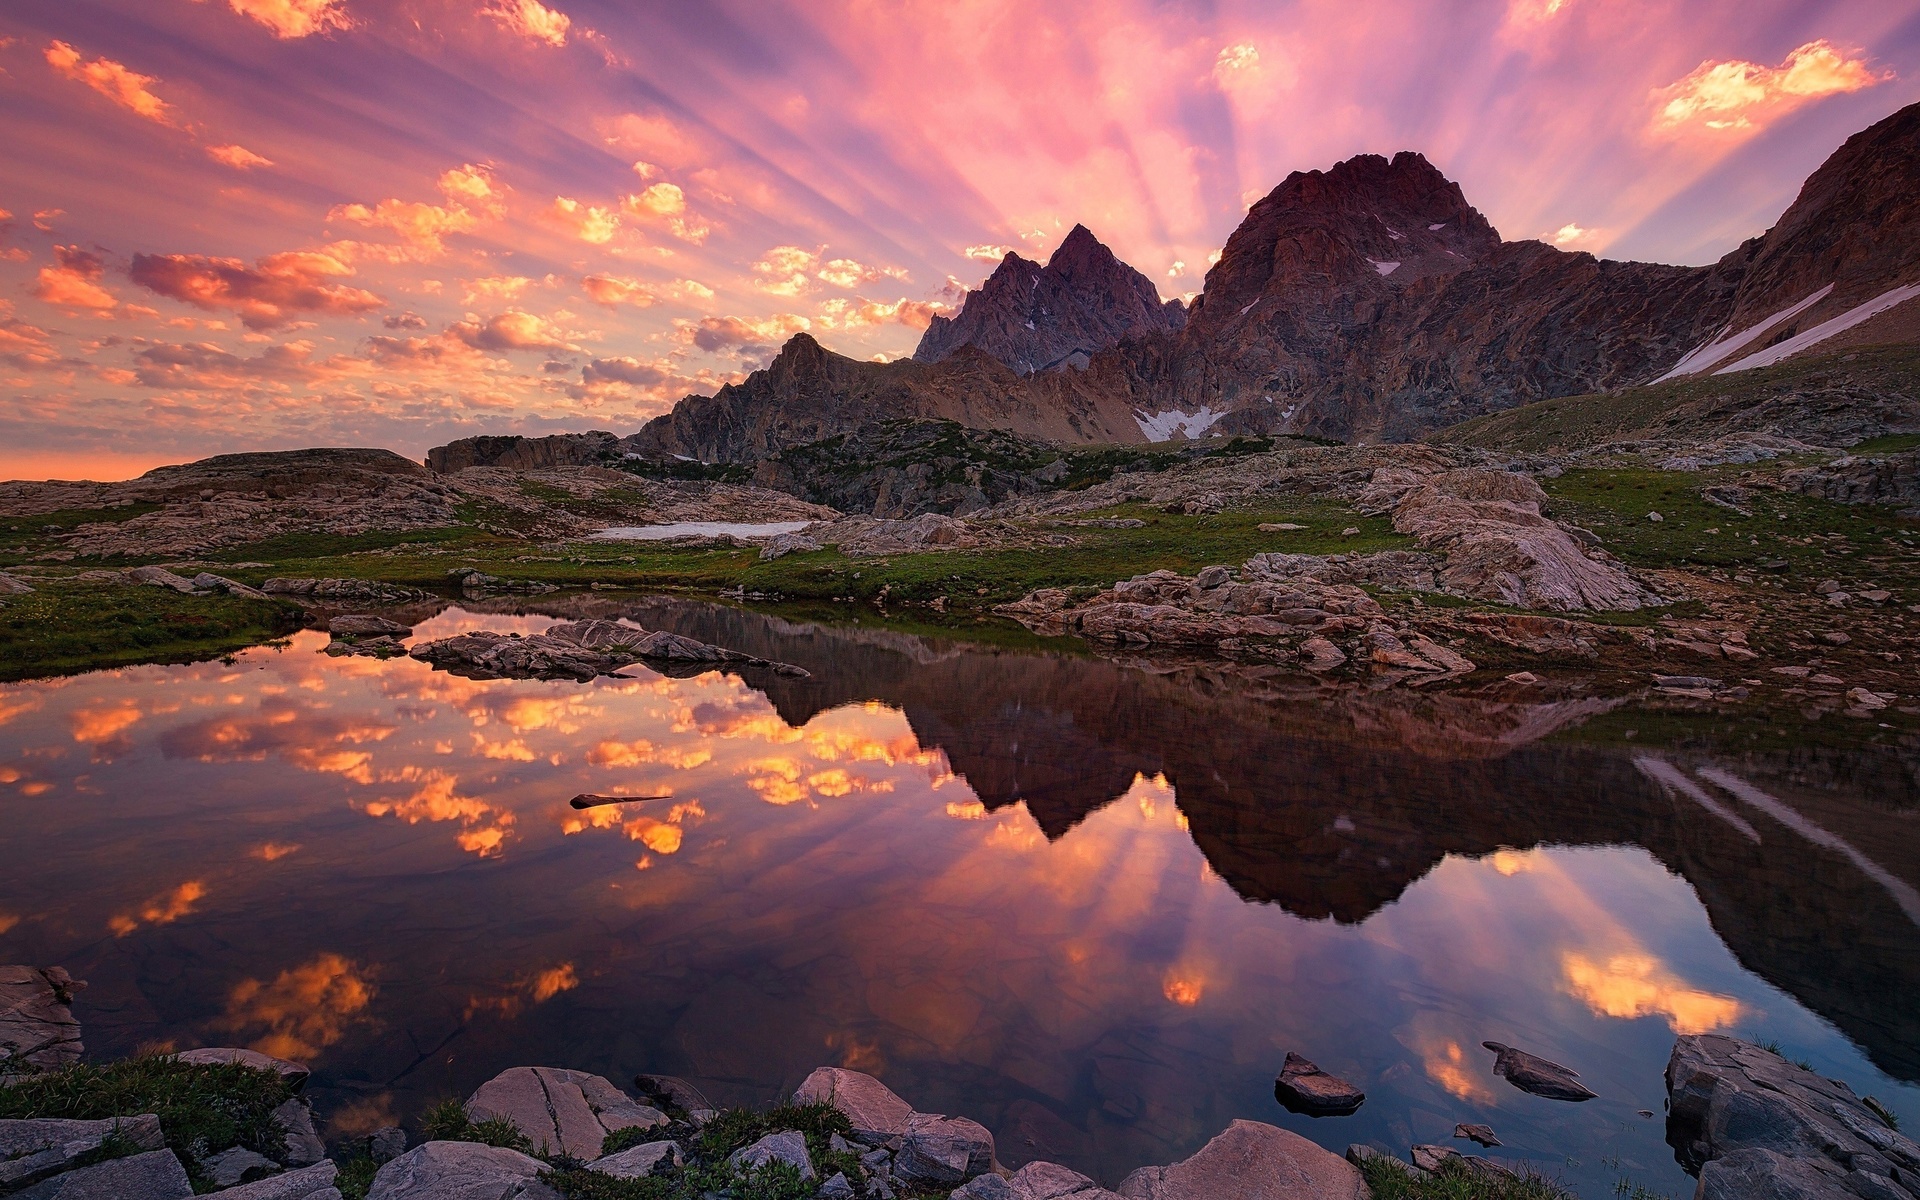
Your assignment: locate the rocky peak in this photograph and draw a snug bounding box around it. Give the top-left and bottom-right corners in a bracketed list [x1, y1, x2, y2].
[913, 225, 1183, 373]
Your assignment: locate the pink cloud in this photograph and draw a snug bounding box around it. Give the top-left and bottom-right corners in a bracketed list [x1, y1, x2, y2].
[34, 246, 118, 311]
[213, 0, 353, 39]
[1653, 40, 1891, 134]
[44, 41, 175, 126]
[129, 250, 385, 329]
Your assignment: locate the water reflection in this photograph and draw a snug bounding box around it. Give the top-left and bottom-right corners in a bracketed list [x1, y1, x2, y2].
[0, 599, 1915, 1198]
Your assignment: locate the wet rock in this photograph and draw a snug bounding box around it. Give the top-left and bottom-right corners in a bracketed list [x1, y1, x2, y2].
[411, 621, 808, 681]
[0, 966, 86, 1072]
[729, 1130, 815, 1182]
[1407, 635, 1474, 673]
[205, 1147, 277, 1187]
[367, 1140, 551, 1200]
[1273, 1053, 1365, 1116]
[1117, 1120, 1367, 1200]
[262, 578, 433, 605]
[0, 1115, 164, 1191]
[1453, 1123, 1501, 1147]
[1667, 1034, 1920, 1195]
[172, 1047, 310, 1090]
[1458, 611, 1600, 657]
[466, 1066, 666, 1159]
[328, 615, 411, 637]
[210, 1160, 339, 1200]
[1299, 636, 1347, 671]
[633, 1073, 715, 1118]
[792, 1068, 916, 1140]
[588, 1140, 682, 1179]
[897, 1113, 994, 1185]
[1363, 626, 1445, 672]
[10, 1149, 193, 1200]
[1483, 1041, 1596, 1102]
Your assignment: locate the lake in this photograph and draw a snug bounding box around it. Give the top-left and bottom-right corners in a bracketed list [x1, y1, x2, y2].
[1, 598, 1915, 1198]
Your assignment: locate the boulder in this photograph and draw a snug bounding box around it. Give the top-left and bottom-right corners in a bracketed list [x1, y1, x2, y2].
[819, 1172, 857, 1198]
[273, 1097, 327, 1165]
[189, 573, 272, 600]
[633, 1073, 715, 1118]
[728, 1130, 814, 1182]
[0, 966, 86, 1072]
[1482, 1041, 1596, 1102]
[204, 1147, 277, 1188]
[126, 566, 198, 594]
[759, 532, 823, 561]
[793, 1068, 914, 1139]
[367, 1141, 551, 1200]
[262, 578, 433, 604]
[1273, 1053, 1365, 1116]
[897, 1113, 995, 1185]
[0, 1115, 164, 1191]
[1117, 1120, 1367, 1200]
[1299, 637, 1347, 671]
[0, 572, 35, 595]
[207, 1160, 339, 1200]
[366, 1127, 408, 1164]
[1696, 1147, 1858, 1200]
[328, 615, 412, 637]
[1666, 1034, 1919, 1193]
[588, 1140, 682, 1179]
[1004, 1160, 1126, 1198]
[466, 1066, 666, 1159]
[173, 1047, 311, 1090]
[9, 1148, 193, 1200]
[1410, 1145, 1458, 1172]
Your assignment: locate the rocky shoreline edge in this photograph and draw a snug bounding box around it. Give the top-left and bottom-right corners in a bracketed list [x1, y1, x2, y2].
[6, 964, 1917, 1199]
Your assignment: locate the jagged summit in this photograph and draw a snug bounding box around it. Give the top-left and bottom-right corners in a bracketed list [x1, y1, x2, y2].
[912, 224, 1184, 373]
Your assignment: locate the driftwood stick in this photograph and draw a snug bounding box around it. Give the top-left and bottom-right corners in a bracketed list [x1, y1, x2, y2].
[569, 793, 673, 810]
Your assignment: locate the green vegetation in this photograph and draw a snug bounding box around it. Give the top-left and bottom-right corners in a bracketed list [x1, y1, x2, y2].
[1848, 432, 1920, 454]
[0, 1056, 293, 1184]
[0, 582, 301, 681]
[334, 1154, 383, 1200]
[1355, 1153, 1578, 1200]
[417, 1097, 536, 1153]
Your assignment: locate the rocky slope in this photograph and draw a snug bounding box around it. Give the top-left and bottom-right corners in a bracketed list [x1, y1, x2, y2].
[913, 224, 1185, 373]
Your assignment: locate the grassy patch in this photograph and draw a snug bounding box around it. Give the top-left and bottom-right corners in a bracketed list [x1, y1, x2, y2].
[334, 1154, 382, 1200]
[1848, 432, 1920, 454]
[206, 525, 490, 564]
[1355, 1154, 1577, 1200]
[0, 504, 163, 567]
[0, 583, 301, 681]
[417, 1097, 536, 1154]
[0, 1056, 292, 1173]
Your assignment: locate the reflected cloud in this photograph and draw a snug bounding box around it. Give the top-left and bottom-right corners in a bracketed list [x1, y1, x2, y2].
[464, 961, 581, 1019]
[254, 842, 301, 862]
[108, 879, 206, 936]
[1561, 952, 1743, 1034]
[1161, 972, 1204, 1006]
[69, 700, 142, 758]
[363, 768, 514, 857]
[221, 953, 375, 1061]
[160, 700, 395, 783]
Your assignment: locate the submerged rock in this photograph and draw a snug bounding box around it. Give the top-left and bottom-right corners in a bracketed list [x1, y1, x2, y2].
[409, 620, 808, 681]
[1117, 1120, 1367, 1199]
[328, 614, 412, 637]
[1482, 1041, 1596, 1102]
[1273, 1053, 1366, 1116]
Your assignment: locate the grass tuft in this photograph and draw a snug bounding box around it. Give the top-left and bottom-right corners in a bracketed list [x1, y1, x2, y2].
[1355, 1154, 1579, 1200]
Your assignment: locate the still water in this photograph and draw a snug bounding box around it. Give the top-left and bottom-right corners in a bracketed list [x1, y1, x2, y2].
[2, 599, 1916, 1197]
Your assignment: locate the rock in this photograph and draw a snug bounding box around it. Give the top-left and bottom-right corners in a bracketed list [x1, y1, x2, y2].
[1453, 1123, 1501, 1147]
[896, 1113, 995, 1186]
[1482, 1041, 1596, 1101]
[189, 573, 273, 600]
[1406, 635, 1474, 673]
[1648, 511, 1664, 522]
[126, 566, 198, 593]
[262, 578, 433, 604]
[1299, 636, 1347, 671]
[759, 532, 824, 560]
[173, 1047, 310, 1090]
[729, 1130, 815, 1182]
[793, 1068, 915, 1139]
[1273, 1053, 1365, 1116]
[0, 966, 87, 1072]
[9, 1149, 193, 1200]
[1505, 671, 1538, 683]
[951, 1175, 1017, 1200]
[1258, 523, 1306, 532]
[1117, 1120, 1367, 1200]
[1458, 1156, 1518, 1185]
[205, 1147, 278, 1188]
[1655, 675, 1720, 690]
[211, 1160, 340, 1199]
[273, 1097, 326, 1166]
[811, 513, 983, 557]
[0, 1115, 165, 1191]
[411, 622, 808, 682]
[588, 1140, 682, 1179]
[0, 572, 36, 594]
[328, 615, 411, 637]
[1847, 688, 1888, 711]
[1818, 631, 1852, 645]
[366, 1127, 408, 1164]
[367, 1141, 552, 1200]
[1343, 1145, 1421, 1180]
[819, 1171, 857, 1199]
[1409, 1145, 1458, 1172]
[1004, 1160, 1126, 1198]
[633, 1073, 715, 1117]
[1667, 1034, 1920, 1191]
[466, 1066, 666, 1159]
[1195, 565, 1232, 589]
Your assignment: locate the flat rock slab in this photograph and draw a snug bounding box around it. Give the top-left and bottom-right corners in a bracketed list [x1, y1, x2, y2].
[205, 1147, 278, 1188]
[173, 1046, 311, 1090]
[588, 1140, 682, 1179]
[466, 1066, 664, 1159]
[214, 1160, 341, 1200]
[368, 1141, 550, 1200]
[329, 615, 412, 637]
[1118, 1120, 1367, 1200]
[0, 966, 85, 1072]
[11, 1148, 193, 1200]
[1482, 1040, 1596, 1102]
[794, 1067, 915, 1139]
[0, 1115, 164, 1191]
[729, 1130, 814, 1182]
[1001, 1160, 1125, 1198]
[1410, 1144, 1458, 1172]
[1454, 1122, 1501, 1147]
[1273, 1053, 1365, 1116]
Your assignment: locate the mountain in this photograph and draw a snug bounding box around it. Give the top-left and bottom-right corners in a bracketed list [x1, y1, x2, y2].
[912, 224, 1185, 372]
[615, 102, 1920, 461]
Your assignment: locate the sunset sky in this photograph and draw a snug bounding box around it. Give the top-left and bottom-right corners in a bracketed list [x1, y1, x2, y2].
[2, 0, 1916, 480]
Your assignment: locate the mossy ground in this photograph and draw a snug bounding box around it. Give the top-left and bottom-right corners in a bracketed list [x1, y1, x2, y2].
[0, 582, 301, 681]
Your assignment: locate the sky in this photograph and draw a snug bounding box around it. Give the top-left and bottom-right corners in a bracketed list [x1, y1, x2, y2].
[1, 0, 1917, 481]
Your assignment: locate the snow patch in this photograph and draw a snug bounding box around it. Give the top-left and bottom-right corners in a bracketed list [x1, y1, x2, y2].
[593, 521, 813, 541]
[1135, 406, 1228, 442]
[1651, 285, 1833, 382]
[1428, 222, 1446, 231]
[1715, 282, 1920, 375]
[1368, 259, 1401, 276]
